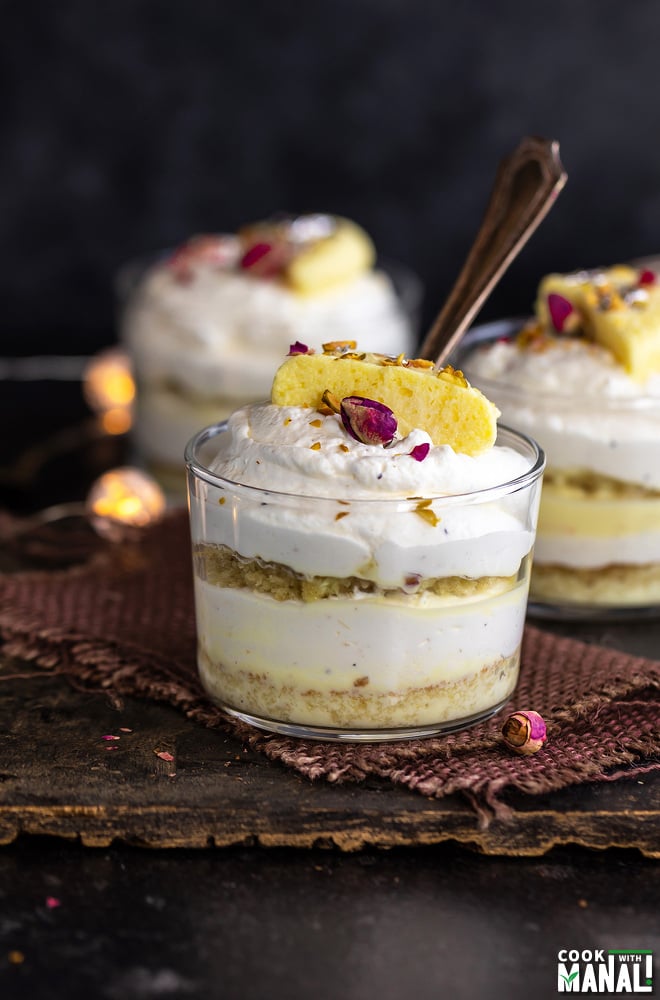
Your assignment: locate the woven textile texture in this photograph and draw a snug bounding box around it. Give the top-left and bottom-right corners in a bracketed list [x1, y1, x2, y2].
[1, 508, 659, 822]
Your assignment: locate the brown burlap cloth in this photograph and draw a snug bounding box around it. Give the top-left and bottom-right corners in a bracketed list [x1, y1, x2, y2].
[1, 508, 659, 822]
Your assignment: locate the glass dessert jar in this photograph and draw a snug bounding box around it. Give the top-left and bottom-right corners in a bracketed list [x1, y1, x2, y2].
[185, 418, 544, 742]
[118, 216, 422, 494]
[457, 318, 660, 619]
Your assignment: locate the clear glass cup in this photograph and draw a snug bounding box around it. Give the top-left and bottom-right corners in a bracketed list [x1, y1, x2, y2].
[456, 319, 660, 620]
[117, 251, 423, 497]
[185, 420, 544, 742]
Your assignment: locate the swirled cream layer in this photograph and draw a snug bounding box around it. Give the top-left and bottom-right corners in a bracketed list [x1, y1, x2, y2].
[123, 260, 415, 400]
[466, 337, 660, 489]
[194, 403, 536, 588]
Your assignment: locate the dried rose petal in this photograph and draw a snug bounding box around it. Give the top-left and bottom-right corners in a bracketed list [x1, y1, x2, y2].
[639, 268, 656, 286]
[409, 443, 430, 462]
[240, 239, 293, 278]
[547, 293, 576, 332]
[340, 397, 397, 446]
[502, 710, 547, 755]
[240, 242, 273, 269]
[287, 341, 312, 355]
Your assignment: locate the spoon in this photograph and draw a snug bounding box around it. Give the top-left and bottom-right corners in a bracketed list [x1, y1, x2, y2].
[418, 135, 567, 365]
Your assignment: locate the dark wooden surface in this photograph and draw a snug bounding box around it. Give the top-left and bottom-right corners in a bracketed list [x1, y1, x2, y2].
[2, 383, 660, 999]
[0, 838, 658, 1000]
[1, 653, 659, 857]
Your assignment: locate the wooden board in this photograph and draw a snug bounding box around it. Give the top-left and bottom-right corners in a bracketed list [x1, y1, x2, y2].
[1, 656, 658, 856]
[2, 379, 659, 857]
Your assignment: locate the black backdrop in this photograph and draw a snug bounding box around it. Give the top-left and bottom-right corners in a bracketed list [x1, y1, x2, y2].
[3, 0, 660, 355]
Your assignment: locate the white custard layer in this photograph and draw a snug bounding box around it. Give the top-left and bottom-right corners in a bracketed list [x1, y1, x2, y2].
[194, 580, 525, 727]
[193, 404, 537, 586]
[466, 338, 660, 490]
[534, 533, 660, 567]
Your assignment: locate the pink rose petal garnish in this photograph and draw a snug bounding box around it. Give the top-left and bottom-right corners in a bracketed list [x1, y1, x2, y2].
[155, 750, 175, 762]
[240, 240, 292, 277]
[45, 897, 61, 910]
[240, 242, 273, 270]
[639, 268, 656, 286]
[409, 443, 430, 462]
[287, 341, 312, 355]
[102, 734, 120, 741]
[340, 397, 397, 446]
[547, 293, 575, 332]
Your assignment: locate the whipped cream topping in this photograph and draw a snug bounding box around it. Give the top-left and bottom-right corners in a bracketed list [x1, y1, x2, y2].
[210, 403, 528, 497]
[467, 337, 660, 398]
[196, 403, 538, 586]
[122, 262, 415, 401]
[465, 337, 660, 489]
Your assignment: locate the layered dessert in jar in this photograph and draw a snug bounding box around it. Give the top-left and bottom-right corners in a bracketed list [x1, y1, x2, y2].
[186, 341, 544, 740]
[461, 263, 660, 613]
[120, 215, 419, 488]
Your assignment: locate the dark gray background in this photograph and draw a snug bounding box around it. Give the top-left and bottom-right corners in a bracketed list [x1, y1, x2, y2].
[3, 0, 659, 354]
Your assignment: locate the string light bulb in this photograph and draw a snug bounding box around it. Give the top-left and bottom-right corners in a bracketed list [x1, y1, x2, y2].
[83, 348, 136, 435]
[86, 466, 166, 538]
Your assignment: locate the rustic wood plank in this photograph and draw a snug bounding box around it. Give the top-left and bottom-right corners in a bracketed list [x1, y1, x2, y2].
[1, 658, 658, 855]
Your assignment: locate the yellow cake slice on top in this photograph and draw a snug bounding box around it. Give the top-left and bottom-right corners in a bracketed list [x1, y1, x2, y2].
[271, 345, 499, 456]
[285, 218, 376, 295]
[535, 264, 660, 379]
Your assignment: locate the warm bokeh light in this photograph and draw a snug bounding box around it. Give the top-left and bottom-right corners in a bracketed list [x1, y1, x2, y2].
[86, 467, 166, 532]
[83, 348, 135, 434]
[100, 407, 132, 435]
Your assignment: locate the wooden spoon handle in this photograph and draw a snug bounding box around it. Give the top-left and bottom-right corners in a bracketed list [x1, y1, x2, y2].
[419, 136, 567, 364]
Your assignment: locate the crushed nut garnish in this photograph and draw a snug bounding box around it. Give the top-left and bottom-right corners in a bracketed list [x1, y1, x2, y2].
[353, 676, 369, 687]
[321, 389, 341, 413]
[335, 511, 349, 520]
[322, 340, 357, 353]
[596, 287, 624, 311]
[339, 444, 350, 452]
[413, 498, 439, 527]
[309, 419, 323, 428]
[436, 364, 468, 387]
[406, 358, 435, 369]
[310, 442, 322, 451]
[516, 321, 546, 348]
